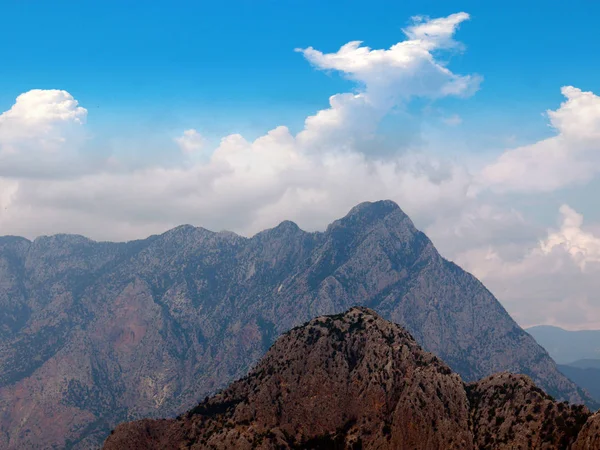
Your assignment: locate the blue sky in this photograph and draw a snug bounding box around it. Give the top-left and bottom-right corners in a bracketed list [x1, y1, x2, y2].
[1, 1, 600, 329]
[2, 0, 599, 142]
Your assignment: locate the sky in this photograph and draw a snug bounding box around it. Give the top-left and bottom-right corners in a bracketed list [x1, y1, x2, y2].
[1, 1, 600, 330]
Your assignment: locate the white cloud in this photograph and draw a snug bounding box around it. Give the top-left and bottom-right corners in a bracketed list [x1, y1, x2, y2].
[0, 89, 89, 178]
[298, 12, 479, 105]
[0, 89, 86, 152]
[175, 129, 207, 154]
[295, 12, 480, 152]
[403, 12, 471, 49]
[479, 86, 600, 193]
[540, 204, 600, 270]
[450, 205, 600, 329]
[1, 14, 600, 330]
[0, 12, 480, 239]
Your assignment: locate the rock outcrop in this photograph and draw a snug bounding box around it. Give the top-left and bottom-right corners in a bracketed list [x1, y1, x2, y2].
[104, 308, 598, 450]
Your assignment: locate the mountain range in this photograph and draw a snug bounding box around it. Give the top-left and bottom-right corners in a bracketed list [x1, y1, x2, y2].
[527, 325, 600, 364]
[104, 308, 600, 450]
[0, 200, 594, 449]
[528, 325, 600, 404]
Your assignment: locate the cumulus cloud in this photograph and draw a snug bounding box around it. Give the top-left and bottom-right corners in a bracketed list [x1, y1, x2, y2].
[479, 86, 600, 193]
[295, 12, 480, 151]
[451, 205, 600, 329]
[0, 12, 479, 239]
[299, 12, 479, 103]
[540, 204, 600, 270]
[0, 89, 89, 178]
[1, 13, 600, 329]
[175, 129, 207, 154]
[0, 89, 86, 150]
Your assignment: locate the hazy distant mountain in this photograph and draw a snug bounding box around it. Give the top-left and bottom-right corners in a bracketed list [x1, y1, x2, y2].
[567, 359, 600, 370]
[0, 200, 593, 449]
[104, 308, 596, 450]
[527, 325, 600, 364]
[527, 321, 600, 406]
[558, 364, 600, 402]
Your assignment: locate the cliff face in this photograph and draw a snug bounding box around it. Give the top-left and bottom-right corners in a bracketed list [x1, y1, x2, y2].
[0, 201, 592, 448]
[103, 308, 598, 450]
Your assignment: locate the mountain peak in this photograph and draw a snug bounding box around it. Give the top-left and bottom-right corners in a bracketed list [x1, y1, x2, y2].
[345, 199, 403, 218]
[326, 200, 412, 236]
[105, 308, 474, 449]
[104, 309, 597, 450]
[269, 219, 301, 235]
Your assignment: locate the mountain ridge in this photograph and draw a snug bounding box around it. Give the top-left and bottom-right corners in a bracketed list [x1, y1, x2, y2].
[0, 200, 594, 449]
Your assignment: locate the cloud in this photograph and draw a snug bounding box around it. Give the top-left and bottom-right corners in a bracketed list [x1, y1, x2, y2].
[0, 131, 472, 241]
[298, 12, 479, 104]
[540, 204, 600, 270]
[295, 12, 481, 152]
[175, 129, 207, 154]
[450, 205, 600, 329]
[403, 12, 471, 49]
[1, 13, 600, 329]
[0, 89, 86, 151]
[0, 89, 89, 178]
[479, 86, 600, 193]
[0, 12, 479, 239]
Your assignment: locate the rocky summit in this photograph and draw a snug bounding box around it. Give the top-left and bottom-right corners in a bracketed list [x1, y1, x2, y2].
[103, 308, 599, 450]
[0, 200, 593, 449]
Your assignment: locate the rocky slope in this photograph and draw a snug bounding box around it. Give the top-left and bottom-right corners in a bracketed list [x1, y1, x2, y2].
[103, 308, 598, 450]
[573, 412, 600, 450]
[468, 373, 589, 449]
[0, 200, 593, 449]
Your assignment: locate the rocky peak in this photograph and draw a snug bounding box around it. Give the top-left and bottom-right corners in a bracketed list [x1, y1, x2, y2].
[326, 200, 412, 236]
[253, 220, 305, 241]
[103, 309, 599, 450]
[104, 307, 474, 449]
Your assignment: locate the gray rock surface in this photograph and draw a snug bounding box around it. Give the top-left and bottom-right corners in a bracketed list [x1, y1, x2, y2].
[0, 200, 593, 448]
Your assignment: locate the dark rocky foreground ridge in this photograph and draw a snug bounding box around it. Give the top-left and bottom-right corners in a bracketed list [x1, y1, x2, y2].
[0, 200, 594, 449]
[103, 308, 598, 450]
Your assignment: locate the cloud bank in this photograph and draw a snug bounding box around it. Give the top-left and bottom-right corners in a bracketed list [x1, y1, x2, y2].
[0, 13, 599, 329]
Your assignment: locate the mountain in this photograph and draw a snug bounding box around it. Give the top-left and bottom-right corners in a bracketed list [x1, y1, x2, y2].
[0, 200, 593, 449]
[566, 359, 600, 370]
[557, 364, 600, 403]
[526, 325, 600, 404]
[527, 325, 600, 364]
[103, 308, 596, 450]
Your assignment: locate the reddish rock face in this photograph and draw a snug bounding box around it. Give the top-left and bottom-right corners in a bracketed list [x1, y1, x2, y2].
[573, 412, 600, 450]
[103, 308, 599, 450]
[104, 307, 475, 450]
